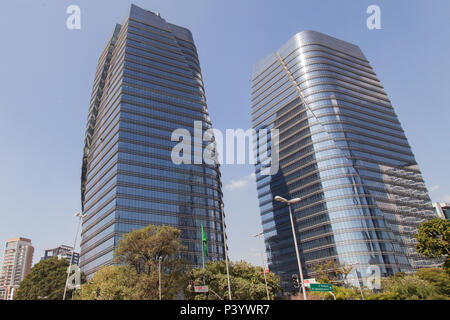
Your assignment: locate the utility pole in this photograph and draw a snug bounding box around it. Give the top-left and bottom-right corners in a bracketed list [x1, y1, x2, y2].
[348, 262, 365, 300]
[158, 256, 163, 300]
[274, 196, 307, 300]
[220, 204, 232, 300]
[254, 232, 270, 300]
[63, 212, 86, 301]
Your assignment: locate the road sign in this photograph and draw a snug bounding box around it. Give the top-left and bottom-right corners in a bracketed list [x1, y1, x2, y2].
[310, 283, 333, 292]
[303, 278, 316, 288]
[193, 286, 209, 293]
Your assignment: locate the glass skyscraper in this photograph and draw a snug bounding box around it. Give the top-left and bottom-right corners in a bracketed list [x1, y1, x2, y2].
[80, 5, 224, 278]
[251, 31, 439, 290]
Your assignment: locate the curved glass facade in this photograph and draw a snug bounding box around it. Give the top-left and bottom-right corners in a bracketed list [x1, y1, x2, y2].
[251, 31, 439, 290]
[80, 5, 224, 278]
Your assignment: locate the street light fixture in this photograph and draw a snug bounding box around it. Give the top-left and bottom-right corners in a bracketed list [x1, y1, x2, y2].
[274, 196, 307, 300]
[348, 262, 365, 300]
[158, 256, 163, 300]
[220, 203, 232, 300]
[254, 231, 270, 300]
[63, 212, 86, 301]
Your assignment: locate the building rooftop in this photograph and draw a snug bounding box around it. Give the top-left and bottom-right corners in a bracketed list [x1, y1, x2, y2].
[6, 238, 32, 243]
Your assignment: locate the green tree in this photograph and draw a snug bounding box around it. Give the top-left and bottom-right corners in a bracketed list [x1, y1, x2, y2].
[415, 268, 450, 297]
[310, 260, 352, 284]
[184, 260, 281, 300]
[322, 286, 372, 300]
[306, 260, 372, 300]
[368, 272, 447, 300]
[415, 218, 450, 272]
[14, 257, 84, 300]
[78, 225, 188, 300]
[290, 286, 370, 301]
[76, 265, 140, 300]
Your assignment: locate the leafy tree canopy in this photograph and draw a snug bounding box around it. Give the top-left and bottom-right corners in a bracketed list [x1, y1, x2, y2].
[76, 265, 140, 300]
[415, 218, 449, 258]
[78, 224, 188, 300]
[368, 269, 450, 300]
[184, 260, 281, 300]
[415, 218, 449, 272]
[15, 257, 84, 300]
[415, 268, 450, 297]
[310, 259, 353, 284]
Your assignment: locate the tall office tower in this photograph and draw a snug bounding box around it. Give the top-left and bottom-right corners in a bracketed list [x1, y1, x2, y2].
[251, 31, 438, 290]
[0, 238, 34, 300]
[41, 245, 80, 266]
[80, 5, 224, 278]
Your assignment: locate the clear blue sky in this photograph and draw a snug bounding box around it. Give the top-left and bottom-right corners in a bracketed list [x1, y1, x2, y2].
[0, 0, 449, 266]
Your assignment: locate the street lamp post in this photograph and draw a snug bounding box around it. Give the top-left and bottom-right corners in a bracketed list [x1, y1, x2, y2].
[220, 204, 232, 300]
[274, 196, 307, 300]
[348, 262, 365, 300]
[158, 256, 163, 300]
[63, 212, 86, 301]
[254, 232, 270, 300]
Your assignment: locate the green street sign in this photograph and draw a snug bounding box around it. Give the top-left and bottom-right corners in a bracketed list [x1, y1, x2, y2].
[310, 283, 333, 292]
